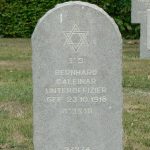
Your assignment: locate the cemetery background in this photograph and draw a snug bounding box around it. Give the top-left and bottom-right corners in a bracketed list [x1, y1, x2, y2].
[0, 0, 138, 39]
[0, 0, 150, 150]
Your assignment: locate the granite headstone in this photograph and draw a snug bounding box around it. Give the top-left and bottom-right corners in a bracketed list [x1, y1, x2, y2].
[147, 9, 150, 49]
[132, 0, 150, 23]
[32, 1, 123, 150]
[131, 0, 150, 58]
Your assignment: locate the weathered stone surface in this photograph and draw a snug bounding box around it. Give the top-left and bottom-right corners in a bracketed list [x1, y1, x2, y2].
[32, 1, 123, 150]
[147, 9, 150, 50]
[132, 0, 150, 23]
[131, 0, 150, 58]
[139, 12, 150, 58]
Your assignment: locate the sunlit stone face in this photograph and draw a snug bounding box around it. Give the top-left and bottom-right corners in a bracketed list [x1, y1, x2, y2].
[32, 1, 123, 150]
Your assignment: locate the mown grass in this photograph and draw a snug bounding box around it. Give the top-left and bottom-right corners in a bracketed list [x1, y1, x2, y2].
[0, 39, 33, 149]
[0, 39, 150, 149]
[123, 40, 150, 150]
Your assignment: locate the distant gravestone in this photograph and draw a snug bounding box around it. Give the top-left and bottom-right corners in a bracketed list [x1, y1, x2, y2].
[132, 0, 150, 58]
[132, 0, 150, 23]
[147, 9, 150, 49]
[32, 1, 123, 150]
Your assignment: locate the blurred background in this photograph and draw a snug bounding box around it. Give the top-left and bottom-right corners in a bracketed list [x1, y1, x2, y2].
[0, 0, 139, 39]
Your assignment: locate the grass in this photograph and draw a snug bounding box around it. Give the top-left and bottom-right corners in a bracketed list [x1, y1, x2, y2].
[0, 39, 33, 150]
[0, 38, 150, 149]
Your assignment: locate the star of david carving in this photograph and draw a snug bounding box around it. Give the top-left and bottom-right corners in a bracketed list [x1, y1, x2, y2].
[64, 24, 89, 52]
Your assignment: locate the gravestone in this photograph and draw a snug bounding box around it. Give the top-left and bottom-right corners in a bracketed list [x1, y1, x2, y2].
[147, 9, 150, 49]
[131, 0, 150, 58]
[32, 1, 123, 150]
[132, 0, 150, 23]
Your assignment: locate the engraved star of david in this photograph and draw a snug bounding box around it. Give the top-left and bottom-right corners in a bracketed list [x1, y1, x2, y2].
[64, 24, 89, 52]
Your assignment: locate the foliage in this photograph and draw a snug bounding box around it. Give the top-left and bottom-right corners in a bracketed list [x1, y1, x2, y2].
[0, 0, 140, 38]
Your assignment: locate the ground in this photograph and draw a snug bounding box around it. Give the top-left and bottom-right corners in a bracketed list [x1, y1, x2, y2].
[0, 39, 150, 150]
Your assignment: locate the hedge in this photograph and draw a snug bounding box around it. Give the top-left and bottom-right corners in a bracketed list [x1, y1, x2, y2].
[0, 0, 140, 38]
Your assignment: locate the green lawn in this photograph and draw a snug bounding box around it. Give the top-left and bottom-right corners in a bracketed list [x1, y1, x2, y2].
[0, 39, 150, 150]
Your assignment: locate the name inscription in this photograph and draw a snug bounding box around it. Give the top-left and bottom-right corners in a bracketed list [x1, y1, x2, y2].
[44, 28, 108, 115]
[45, 67, 108, 115]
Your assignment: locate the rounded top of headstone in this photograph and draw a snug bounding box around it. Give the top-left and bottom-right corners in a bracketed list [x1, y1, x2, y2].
[32, 1, 122, 44]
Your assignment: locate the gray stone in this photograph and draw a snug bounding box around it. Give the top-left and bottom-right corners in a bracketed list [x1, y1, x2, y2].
[147, 9, 150, 50]
[139, 11, 150, 58]
[132, 0, 150, 23]
[131, 0, 150, 58]
[32, 1, 123, 150]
